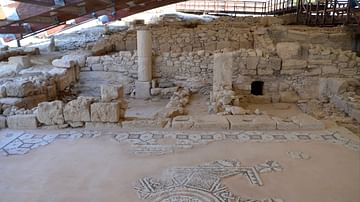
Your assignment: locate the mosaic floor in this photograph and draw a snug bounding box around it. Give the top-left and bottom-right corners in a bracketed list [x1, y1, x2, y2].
[0, 129, 359, 156]
[0, 128, 359, 202]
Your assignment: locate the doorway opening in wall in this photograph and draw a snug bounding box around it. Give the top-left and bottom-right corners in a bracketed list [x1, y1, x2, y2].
[251, 81, 264, 95]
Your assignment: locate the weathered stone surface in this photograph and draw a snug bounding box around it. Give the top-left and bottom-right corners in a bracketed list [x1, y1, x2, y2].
[276, 42, 301, 59]
[8, 56, 31, 68]
[7, 114, 38, 129]
[290, 114, 325, 130]
[122, 118, 168, 129]
[91, 40, 113, 56]
[213, 52, 233, 92]
[227, 115, 276, 130]
[91, 102, 122, 122]
[64, 97, 94, 122]
[85, 122, 122, 129]
[273, 117, 300, 130]
[5, 81, 35, 97]
[101, 84, 124, 102]
[0, 115, 6, 128]
[280, 91, 299, 103]
[171, 115, 194, 129]
[0, 94, 47, 109]
[282, 59, 307, 69]
[135, 81, 151, 99]
[37, 100, 65, 125]
[192, 115, 229, 130]
[68, 121, 84, 128]
[156, 107, 185, 118]
[52, 58, 75, 68]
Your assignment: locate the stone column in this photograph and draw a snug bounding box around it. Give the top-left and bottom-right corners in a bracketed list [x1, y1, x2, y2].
[136, 29, 152, 99]
[213, 52, 233, 93]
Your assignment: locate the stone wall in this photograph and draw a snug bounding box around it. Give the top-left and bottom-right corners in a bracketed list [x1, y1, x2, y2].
[106, 16, 353, 55]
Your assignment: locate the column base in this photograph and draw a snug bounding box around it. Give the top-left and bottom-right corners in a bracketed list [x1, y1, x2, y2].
[135, 81, 151, 99]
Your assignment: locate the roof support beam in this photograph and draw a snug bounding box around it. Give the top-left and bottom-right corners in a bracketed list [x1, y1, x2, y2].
[11, 0, 57, 7]
[0, 26, 26, 34]
[24, 16, 59, 24]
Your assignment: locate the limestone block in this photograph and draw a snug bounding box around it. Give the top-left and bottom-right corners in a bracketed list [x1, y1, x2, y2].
[276, 42, 301, 60]
[37, 100, 65, 125]
[280, 91, 299, 103]
[0, 64, 17, 78]
[7, 114, 38, 129]
[64, 97, 94, 122]
[5, 81, 35, 97]
[86, 56, 100, 65]
[91, 41, 113, 56]
[85, 122, 122, 129]
[172, 115, 194, 129]
[0, 115, 6, 128]
[213, 52, 233, 92]
[290, 114, 325, 130]
[135, 81, 151, 99]
[246, 56, 259, 70]
[322, 65, 339, 75]
[150, 88, 162, 96]
[90, 102, 122, 122]
[0, 94, 47, 109]
[273, 117, 299, 130]
[101, 84, 124, 102]
[192, 115, 229, 130]
[91, 64, 104, 71]
[227, 115, 276, 130]
[8, 56, 31, 68]
[52, 58, 76, 68]
[282, 59, 307, 69]
[122, 118, 168, 129]
[68, 121, 84, 128]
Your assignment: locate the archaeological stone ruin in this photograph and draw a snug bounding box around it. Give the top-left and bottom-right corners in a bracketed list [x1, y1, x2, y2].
[0, 0, 360, 202]
[0, 16, 358, 133]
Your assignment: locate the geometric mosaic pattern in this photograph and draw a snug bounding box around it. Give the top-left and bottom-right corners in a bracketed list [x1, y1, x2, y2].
[134, 160, 284, 202]
[114, 130, 360, 155]
[0, 130, 100, 156]
[0, 129, 359, 156]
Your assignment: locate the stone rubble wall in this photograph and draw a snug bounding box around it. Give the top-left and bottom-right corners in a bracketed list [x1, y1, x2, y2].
[83, 42, 359, 102]
[105, 16, 352, 55]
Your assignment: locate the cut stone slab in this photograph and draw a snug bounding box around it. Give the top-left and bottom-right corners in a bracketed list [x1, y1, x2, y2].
[276, 42, 301, 59]
[135, 81, 151, 99]
[5, 80, 35, 97]
[63, 97, 94, 122]
[122, 118, 168, 129]
[85, 122, 122, 129]
[0, 94, 47, 109]
[101, 84, 124, 102]
[172, 115, 194, 129]
[227, 115, 276, 130]
[7, 114, 38, 129]
[37, 100, 65, 125]
[290, 114, 325, 130]
[273, 117, 300, 130]
[8, 55, 32, 68]
[192, 115, 229, 130]
[90, 102, 122, 122]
